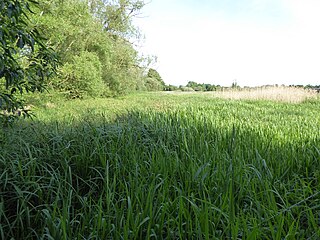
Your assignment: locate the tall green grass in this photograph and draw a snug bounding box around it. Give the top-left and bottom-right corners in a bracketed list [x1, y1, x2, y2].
[1, 92, 320, 239]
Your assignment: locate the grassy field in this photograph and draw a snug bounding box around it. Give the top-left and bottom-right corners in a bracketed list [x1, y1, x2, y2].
[1, 90, 320, 239]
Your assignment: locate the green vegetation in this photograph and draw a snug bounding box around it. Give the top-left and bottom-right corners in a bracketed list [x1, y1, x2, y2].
[36, 0, 154, 97]
[1, 1, 320, 239]
[1, 92, 320, 239]
[146, 68, 165, 91]
[0, 0, 57, 117]
[185, 81, 220, 92]
[1, 0, 160, 116]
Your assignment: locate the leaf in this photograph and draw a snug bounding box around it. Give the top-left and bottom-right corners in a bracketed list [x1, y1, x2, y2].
[28, 35, 35, 51]
[28, 0, 39, 5]
[137, 217, 150, 229]
[7, 3, 13, 18]
[0, 2, 4, 12]
[17, 36, 24, 48]
[25, 2, 35, 14]
[0, 59, 4, 72]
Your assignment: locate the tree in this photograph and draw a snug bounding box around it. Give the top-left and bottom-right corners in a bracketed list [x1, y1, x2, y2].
[164, 85, 178, 91]
[60, 51, 104, 98]
[186, 81, 198, 89]
[0, 0, 57, 119]
[36, 0, 147, 97]
[89, 0, 147, 94]
[231, 79, 240, 89]
[146, 68, 165, 90]
[88, 0, 144, 39]
[147, 68, 164, 84]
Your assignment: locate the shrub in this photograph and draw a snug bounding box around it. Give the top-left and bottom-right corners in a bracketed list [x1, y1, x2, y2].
[59, 51, 105, 98]
[145, 77, 164, 91]
[179, 86, 194, 92]
[164, 85, 179, 91]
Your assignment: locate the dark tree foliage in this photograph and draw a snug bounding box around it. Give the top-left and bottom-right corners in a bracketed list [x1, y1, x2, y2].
[186, 81, 217, 91]
[0, 0, 57, 119]
[164, 84, 178, 91]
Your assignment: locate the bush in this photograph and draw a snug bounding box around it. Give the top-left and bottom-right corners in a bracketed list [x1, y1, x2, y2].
[164, 85, 179, 91]
[145, 77, 164, 91]
[59, 51, 105, 98]
[179, 86, 194, 92]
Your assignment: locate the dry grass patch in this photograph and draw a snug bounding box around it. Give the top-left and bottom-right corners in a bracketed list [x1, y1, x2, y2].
[211, 86, 318, 103]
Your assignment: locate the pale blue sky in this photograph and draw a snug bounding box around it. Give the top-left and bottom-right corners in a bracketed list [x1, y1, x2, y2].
[135, 0, 320, 87]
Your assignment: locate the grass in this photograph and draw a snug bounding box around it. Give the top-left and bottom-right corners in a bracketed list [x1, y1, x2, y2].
[162, 86, 318, 103]
[211, 86, 317, 103]
[1, 90, 320, 239]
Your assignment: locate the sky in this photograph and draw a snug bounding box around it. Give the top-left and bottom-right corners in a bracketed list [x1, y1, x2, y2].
[134, 0, 320, 87]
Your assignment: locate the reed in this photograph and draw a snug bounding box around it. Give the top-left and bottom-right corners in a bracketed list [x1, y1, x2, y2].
[211, 86, 318, 103]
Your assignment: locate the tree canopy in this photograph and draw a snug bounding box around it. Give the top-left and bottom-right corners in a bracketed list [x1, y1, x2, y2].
[35, 0, 154, 98]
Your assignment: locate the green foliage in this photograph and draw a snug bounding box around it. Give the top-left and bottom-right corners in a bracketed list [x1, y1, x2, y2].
[145, 77, 163, 91]
[147, 68, 163, 83]
[145, 68, 165, 91]
[0, 0, 57, 119]
[180, 86, 195, 91]
[186, 81, 198, 88]
[106, 39, 142, 94]
[164, 84, 179, 91]
[89, 0, 144, 39]
[59, 51, 105, 98]
[204, 83, 217, 91]
[186, 81, 217, 91]
[34, 0, 147, 97]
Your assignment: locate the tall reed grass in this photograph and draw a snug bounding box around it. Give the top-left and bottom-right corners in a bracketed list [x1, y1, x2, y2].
[211, 86, 318, 103]
[162, 86, 318, 103]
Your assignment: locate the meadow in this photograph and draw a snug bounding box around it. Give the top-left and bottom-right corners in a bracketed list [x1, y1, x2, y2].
[1, 89, 320, 239]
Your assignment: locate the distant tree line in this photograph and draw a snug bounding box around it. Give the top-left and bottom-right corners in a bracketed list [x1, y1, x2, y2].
[164, 82, 320, 92]
[304, 84, 320, 90]
[163, 81, 222, 92]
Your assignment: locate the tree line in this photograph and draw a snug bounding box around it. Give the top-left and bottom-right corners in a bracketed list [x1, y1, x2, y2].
[1, 0, 165, 119]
